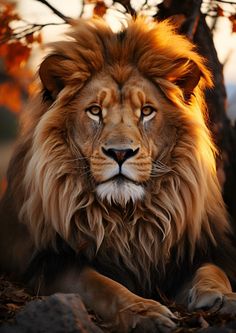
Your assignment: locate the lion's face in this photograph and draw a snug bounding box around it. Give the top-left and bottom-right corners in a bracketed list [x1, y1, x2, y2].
[71, 70, 174, 205]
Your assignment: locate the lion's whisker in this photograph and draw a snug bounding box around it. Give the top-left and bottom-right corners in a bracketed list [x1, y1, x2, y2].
[151, 159, 175, 175]
[74, 165, 90, 170]
[66, 157, 88, 162]
[78, 170, 91, 177]
[152, 160, 170, 168]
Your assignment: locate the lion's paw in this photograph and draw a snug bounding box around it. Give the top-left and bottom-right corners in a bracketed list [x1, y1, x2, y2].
[188, 288, 223, 312]
[116, 298, 177, 333]
[188, 288, 236, 314]
[219, 293, 236, 315]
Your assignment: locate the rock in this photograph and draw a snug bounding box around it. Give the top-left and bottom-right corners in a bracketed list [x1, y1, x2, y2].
[0, 293, 103, 333]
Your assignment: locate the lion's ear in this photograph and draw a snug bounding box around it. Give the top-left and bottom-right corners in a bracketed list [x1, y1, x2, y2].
[39, 55, 68, 100]
[176, 60, 201, 98]
[168, 58, 202, 100]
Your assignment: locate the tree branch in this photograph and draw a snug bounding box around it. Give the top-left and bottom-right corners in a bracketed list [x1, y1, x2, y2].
[0, 22, 66, 44]
[113, 0, 136, 17]
[35, 0, 72, 24]
[79, 0, 86, 17]
[184, 0, 202, 39]
[213, 0, 236, 5]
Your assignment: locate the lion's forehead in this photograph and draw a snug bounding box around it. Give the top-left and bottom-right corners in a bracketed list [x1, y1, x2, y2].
[82, 71, 160, 112]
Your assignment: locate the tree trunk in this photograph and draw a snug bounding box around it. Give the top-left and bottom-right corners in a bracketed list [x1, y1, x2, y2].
[156, 0, 236, 228]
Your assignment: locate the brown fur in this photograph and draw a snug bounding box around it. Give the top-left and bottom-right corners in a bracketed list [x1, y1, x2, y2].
[1, 17, 236, 332]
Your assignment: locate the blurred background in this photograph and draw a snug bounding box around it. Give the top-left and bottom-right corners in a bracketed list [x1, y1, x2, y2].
[0, 0, 236, 199]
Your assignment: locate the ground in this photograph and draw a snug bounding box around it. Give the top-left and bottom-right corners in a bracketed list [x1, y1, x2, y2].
[1, 275, 236, 333]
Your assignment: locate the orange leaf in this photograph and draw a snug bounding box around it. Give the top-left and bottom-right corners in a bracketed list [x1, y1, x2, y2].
[0, 82, 22, 113]
[229, 15, 236, 33]
[0, 2, 19, 41]
[35, 32, 42, 44]
[0, 43, 8, 57]
[0, 1, 16, 14]
[93, 1, 107, 17]
[229, 14, 236, 22]
[5, 42, 31, 72]
[25, 32, 43, 45]
[26, 33, 34, 44]
[233, 22, 236, 33]
[217, 5, 224, 17]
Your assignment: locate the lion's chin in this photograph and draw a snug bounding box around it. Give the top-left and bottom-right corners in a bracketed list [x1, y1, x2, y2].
[96, 179, 144, 206]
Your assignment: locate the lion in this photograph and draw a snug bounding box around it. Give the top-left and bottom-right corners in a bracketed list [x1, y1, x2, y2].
[1, 17, 236, 332]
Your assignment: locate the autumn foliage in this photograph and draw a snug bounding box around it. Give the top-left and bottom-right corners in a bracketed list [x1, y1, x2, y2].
[0, 0, 42, 195]
[0, 1, 42, 108]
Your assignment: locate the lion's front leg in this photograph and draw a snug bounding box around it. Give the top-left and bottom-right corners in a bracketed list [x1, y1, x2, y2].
[187, 263, 236, 314]
[52, 267, 176, 333]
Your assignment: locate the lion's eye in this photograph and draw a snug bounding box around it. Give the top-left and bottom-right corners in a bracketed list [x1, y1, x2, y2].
[141, 105, 156, 122]
[86, 105, 102, 122]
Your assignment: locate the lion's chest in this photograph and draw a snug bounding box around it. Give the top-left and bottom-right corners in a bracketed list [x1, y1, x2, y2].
[91, 219, 166, 290]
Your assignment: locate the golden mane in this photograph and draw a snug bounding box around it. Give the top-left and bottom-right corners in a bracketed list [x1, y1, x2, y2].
[15, 18, 229, 287]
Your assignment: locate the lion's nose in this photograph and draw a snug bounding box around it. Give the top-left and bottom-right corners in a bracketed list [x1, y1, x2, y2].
[102, 147, 139, 165]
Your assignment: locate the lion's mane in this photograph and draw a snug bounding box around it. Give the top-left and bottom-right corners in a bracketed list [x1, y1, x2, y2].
[7, 18, 230, 287]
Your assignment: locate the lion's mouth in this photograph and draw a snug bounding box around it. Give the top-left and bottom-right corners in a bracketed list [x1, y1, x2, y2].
[99, 174, 141, 186]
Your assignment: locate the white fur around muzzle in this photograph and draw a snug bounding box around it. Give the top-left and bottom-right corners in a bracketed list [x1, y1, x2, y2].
[96, 180, 144, 206]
